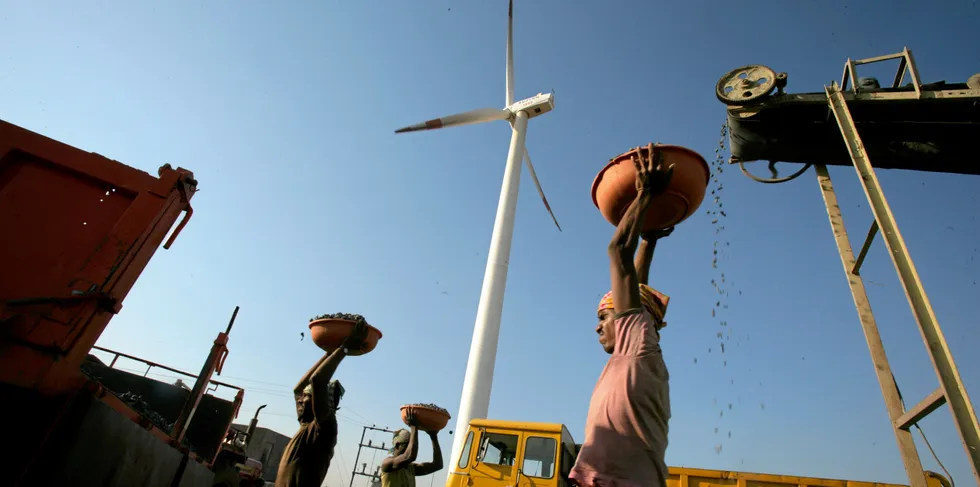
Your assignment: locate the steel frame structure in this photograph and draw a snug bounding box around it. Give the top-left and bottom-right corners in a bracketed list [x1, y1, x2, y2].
[814, 48, 980, 486]
[349, 425, 398, 487]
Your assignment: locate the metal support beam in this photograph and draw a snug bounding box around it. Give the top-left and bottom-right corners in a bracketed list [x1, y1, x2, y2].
[853, 220, 878, 275]
[897, 389, 948, 431]
[172, 306, 239, 444]
[826, 84, 980, 484]
[843, 58, 860, 93]
[840, 46, 922, 97]
[349, 428, 367, 487]
[903, 48, 923, 99]
[855, 51, 909, 65]
[892, 55, 909, 89]
[814, 164, 928, 487]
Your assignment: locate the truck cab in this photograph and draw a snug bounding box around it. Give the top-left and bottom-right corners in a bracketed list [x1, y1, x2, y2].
[448, 419, 951, 487]
[448, 419, 576, 487]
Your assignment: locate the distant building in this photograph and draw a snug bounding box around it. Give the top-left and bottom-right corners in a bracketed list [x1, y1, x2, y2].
[230, 423, 291, 483]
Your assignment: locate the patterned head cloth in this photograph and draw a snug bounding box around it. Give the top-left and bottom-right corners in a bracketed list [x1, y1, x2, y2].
[390, 429, 411, 453]
[597, 284, 670, 329]
[302, 381, 345, 410]
[326, 380, 345, 410]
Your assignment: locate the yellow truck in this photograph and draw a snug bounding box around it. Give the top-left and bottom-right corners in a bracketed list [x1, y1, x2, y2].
[448, 419, 951, 487]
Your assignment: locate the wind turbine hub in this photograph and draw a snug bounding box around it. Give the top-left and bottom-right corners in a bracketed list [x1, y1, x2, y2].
[507, 92, 555, 120]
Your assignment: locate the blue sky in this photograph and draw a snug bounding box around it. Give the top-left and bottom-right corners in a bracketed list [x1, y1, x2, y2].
[2, 0, 979, 486]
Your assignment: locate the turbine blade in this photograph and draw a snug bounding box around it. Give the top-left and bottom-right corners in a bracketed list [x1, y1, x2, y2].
[394, 108, 511, 134]
[506, 0, 515, 107]
[523, 147, 561, 231]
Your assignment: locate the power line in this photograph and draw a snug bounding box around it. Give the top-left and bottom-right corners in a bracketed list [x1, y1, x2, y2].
[369, 448, 379, 484]
[337, 447, 350, 487]
[219, 373, 298, 389]
[345, 408, 373, 424]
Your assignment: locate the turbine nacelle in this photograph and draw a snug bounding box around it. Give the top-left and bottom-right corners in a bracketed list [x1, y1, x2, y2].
[392, 92, 555, 134]
[507, 92, 554, 120]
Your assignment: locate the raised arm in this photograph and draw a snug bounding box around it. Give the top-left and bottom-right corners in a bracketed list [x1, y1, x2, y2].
[293, 352, 336, 399]
[412, 431, 444, 476]
[300, 320, 369, 423]
[635, 227, 673, 285]
[634, 238, 656, 286]
[608, 144, 673, 315]
[608, 194, 651, 314]
[382, 425, 420, 472]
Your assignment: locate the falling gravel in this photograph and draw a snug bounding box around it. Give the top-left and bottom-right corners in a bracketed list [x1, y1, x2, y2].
[702, 120, 748, 456]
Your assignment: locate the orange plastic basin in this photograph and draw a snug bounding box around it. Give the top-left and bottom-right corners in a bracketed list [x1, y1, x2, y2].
[591, 144, 710, 232]
[308, 319, 382, 356]
[400, 405, 451, 432]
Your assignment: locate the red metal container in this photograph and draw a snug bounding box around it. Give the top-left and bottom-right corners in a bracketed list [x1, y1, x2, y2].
[0, 120, 197, 395]
[0, 120, 205, 486]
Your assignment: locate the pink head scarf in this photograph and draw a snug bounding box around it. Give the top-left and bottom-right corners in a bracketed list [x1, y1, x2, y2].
[597, 284, 669, 329]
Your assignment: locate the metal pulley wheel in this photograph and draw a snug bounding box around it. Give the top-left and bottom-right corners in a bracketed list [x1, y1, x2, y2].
[716, 65, 778, 105]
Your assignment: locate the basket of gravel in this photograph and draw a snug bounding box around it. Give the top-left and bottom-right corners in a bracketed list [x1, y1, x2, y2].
[308, 313, 382, 355]
[400, 403, 451, 432]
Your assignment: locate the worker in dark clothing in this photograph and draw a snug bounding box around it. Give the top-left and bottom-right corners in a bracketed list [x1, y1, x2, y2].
[275, 320, 368, 487]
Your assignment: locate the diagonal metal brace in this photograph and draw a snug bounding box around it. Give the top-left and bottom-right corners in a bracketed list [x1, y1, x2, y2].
[852, 220, 878, 275]
[896, 389, 947, 431]
[826, 83, 980, 484]
[814, 164, 927, 486]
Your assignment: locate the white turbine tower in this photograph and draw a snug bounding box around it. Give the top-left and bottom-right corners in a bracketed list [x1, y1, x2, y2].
[393, 0, 559, 470]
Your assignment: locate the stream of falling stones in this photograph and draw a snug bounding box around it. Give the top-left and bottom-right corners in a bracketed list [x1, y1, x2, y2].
[703, 120, 746, 454]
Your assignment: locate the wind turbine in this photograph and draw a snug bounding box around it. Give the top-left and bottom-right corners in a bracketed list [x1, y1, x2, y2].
[393, 0, 559, 470]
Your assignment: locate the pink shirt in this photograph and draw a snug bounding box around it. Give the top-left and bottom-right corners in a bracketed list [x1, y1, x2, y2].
[569, 309, 671, 487]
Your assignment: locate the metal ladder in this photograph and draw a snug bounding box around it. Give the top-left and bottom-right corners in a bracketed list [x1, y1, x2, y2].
[814, 48, 980, 487]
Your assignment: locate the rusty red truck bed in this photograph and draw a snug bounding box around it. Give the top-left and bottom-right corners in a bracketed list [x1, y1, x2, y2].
[0, 119, 220, 486]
